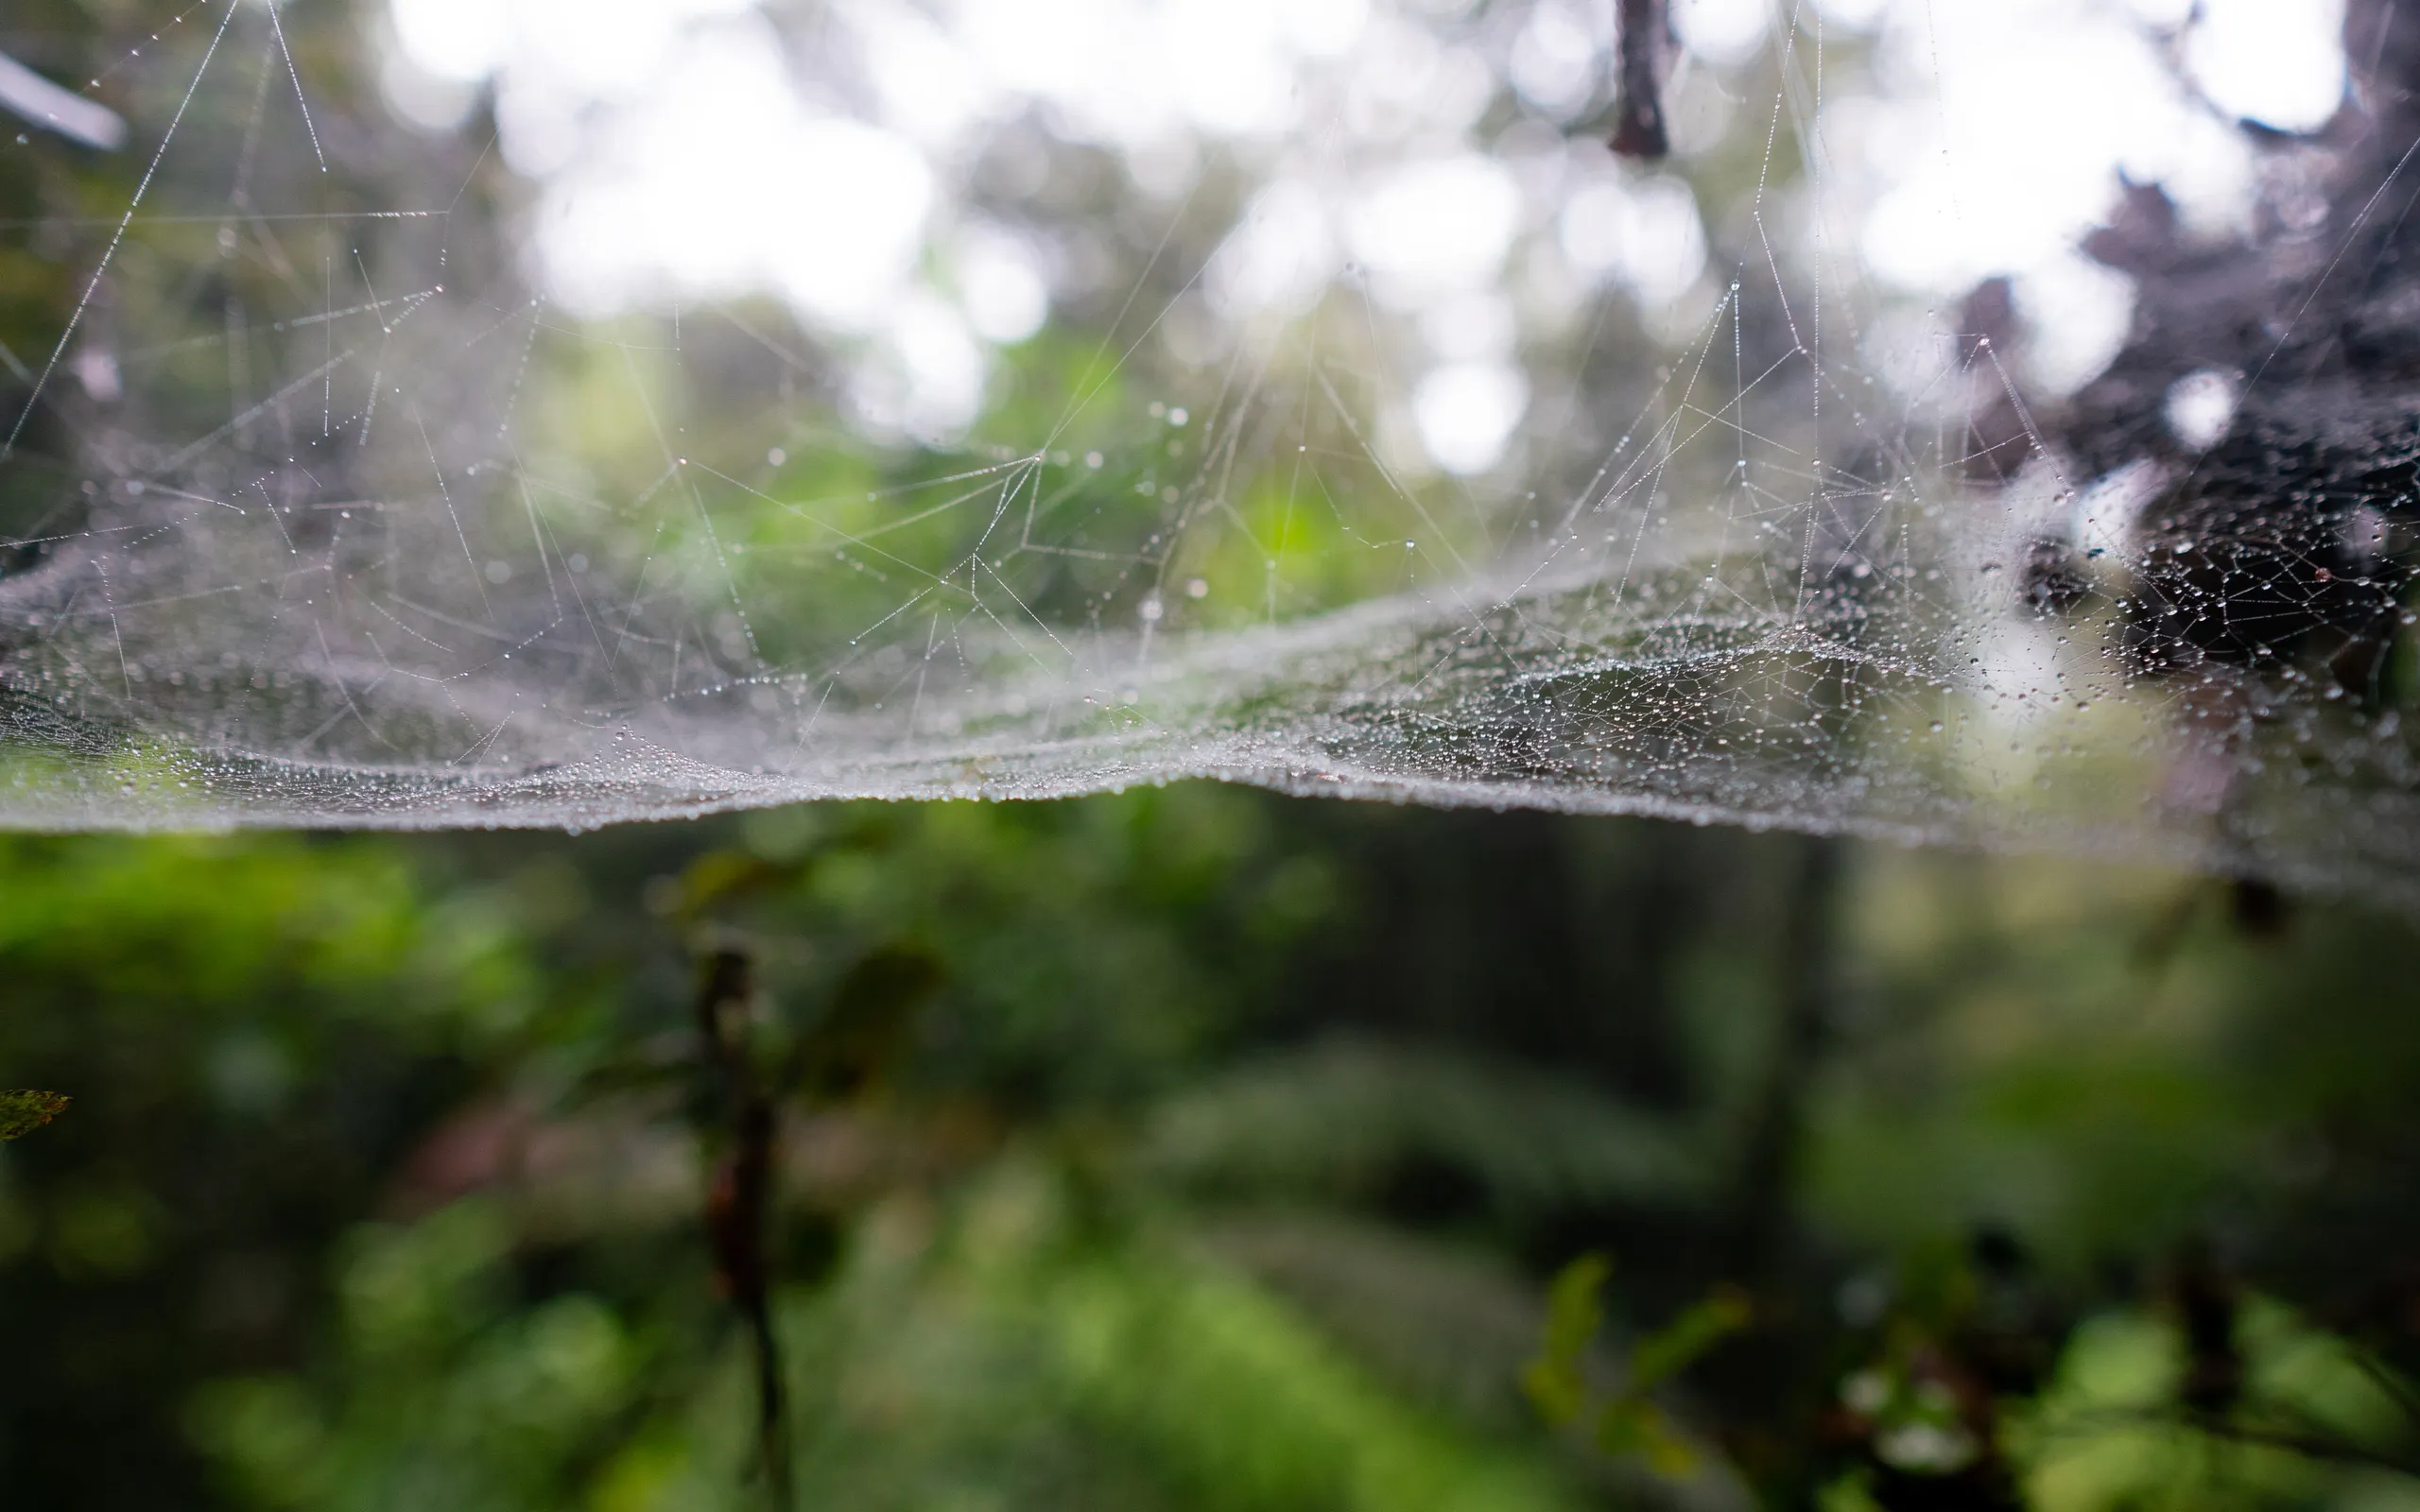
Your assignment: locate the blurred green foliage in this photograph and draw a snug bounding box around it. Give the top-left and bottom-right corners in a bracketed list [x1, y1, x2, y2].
[5, 6, 2420, 1508]
[5, 796, 2420, 1509]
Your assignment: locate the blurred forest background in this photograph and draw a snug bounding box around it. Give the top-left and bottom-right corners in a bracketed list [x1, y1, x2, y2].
[15, 799, 2420, 1512]
[9, 0, 2420, 1508]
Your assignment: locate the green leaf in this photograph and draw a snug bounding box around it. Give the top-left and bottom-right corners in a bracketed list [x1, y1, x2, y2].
[1595, 1398, 1699, 1477]
[1628, 1285, 1750, 1391]
[0, 1089, 69, 1141]
[1521, 1252, 1611, 1426]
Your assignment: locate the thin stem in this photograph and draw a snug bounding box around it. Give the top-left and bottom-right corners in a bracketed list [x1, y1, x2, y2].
[695, 948, 793, 1510]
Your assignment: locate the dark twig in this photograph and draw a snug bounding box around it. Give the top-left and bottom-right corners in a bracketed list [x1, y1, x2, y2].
[1612, 0, 1670, 159]
[695, 948, 792, 1510]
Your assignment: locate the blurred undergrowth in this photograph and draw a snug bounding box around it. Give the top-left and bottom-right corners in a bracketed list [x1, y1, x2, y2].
[5, 791, 2420, 1509]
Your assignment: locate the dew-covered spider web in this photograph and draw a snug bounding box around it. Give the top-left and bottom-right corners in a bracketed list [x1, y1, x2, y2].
[4, 0, 2419, 901]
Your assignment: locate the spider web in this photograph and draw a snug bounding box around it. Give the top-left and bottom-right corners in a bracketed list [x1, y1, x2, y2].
[1, 0, 2412, 906]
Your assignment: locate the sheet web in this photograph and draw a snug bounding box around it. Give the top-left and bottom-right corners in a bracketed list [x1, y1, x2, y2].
[2, 0, 2415, 902]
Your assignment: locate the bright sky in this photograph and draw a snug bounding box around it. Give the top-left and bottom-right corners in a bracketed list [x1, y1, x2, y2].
[382, 0, 2349, 469]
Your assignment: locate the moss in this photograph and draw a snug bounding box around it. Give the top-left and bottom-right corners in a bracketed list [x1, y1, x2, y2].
[0, 1089, 68, 1142]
